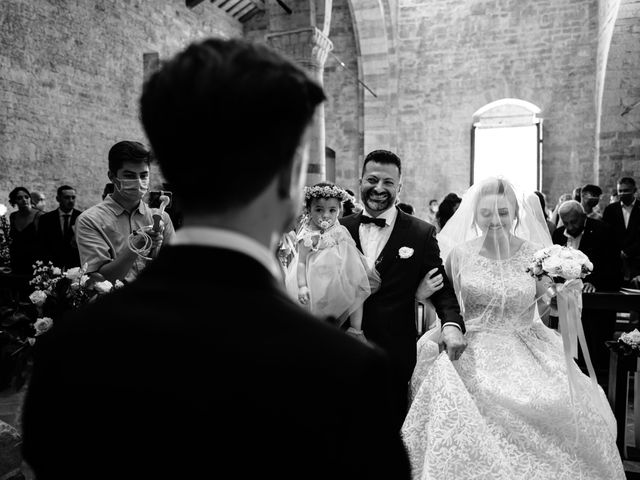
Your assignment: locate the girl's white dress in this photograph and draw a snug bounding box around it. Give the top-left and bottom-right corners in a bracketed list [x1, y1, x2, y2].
[401, 241, 625, 480]
[285, 222, 378, 324]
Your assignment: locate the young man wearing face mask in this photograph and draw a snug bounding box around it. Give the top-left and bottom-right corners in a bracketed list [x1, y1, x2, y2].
[580, 184, 603, 220]
[75, 140, 175, 283]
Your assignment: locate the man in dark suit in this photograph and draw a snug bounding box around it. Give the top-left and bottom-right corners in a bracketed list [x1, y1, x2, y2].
[35, 185, 81, 269]
[553, 200, 621, 384]
[603, 176, 640, 285]
[341, 150, 465, 425]
[21, 39, 410, 480]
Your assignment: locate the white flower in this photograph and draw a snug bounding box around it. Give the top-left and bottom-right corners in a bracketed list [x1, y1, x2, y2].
[80, 275, 89, 287]
[52, 267, 62, 276]
[541, 256, 563, 276]
[621, 329, 640, 346]
[65, 267, 83, 280]
[398, 247, 414, 259]
[114, 280, 124, 289]
[29, 290, 48, 306]
[34, 317, 53, 336]
[0, 204, 6, 216]
[93, 280, 113, 294]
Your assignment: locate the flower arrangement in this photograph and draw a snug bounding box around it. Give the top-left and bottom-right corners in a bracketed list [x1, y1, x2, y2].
[304, 185, 348, 202]
[606, 329, 640, 357]
[526, 244, 593, 281]
[0, 203, 11, 271]
[0, 261, 123, 390]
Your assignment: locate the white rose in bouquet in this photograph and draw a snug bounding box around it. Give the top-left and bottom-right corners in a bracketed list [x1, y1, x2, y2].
[29, 290, 48, 306]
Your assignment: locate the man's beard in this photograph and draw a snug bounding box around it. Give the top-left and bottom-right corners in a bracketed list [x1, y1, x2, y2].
[364, 191, 392, 212]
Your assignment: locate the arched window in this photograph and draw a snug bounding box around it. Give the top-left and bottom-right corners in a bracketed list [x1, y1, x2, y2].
[471, 99, 543, 191]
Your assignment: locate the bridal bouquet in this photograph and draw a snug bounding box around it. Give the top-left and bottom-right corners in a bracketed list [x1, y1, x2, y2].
[525, 244, 593, 281]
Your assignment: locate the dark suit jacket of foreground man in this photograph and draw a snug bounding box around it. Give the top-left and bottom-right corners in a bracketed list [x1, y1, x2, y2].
[341, 208, 463, 420]
[22, 246, 411, 480]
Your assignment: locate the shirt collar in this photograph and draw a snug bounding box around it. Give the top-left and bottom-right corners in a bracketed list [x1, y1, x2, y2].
[170, 226, 283, 281]
[361, 205, 398, 227]
[103, 195, 147, 216]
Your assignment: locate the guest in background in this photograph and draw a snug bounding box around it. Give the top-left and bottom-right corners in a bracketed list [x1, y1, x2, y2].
[341, 188, 363, 218]
[75, 141, 175, 284]
[7, 187, 42, 276]
[581, 184, 603, 220]
[101, 183, 114, 201]
[553, 200, 621, 385]
[396, 202, 415, 215]
[534, 191, 555, 236]
[425, 198, 438, 225]
[36, 185, 82, 269]
[550, 193, 573, 227]
[435, 192, 461, 232]
[572, 186, 581, 203]
[603, 176, 640, 285]
[30, 191, 46, 212]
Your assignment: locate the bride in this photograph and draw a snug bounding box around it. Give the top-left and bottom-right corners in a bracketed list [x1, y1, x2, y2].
[402, 177, 625, 479]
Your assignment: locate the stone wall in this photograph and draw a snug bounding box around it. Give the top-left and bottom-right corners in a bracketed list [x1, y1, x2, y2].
[598, 0, 640, 196]
[0, 0, 241, 210]
[393, 0, 599, 217]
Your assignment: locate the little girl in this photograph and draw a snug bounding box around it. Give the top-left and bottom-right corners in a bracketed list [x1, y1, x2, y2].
[285, 182, 379, 341]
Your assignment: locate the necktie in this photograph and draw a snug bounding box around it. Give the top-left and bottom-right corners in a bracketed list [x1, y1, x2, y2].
[63, 214, 71, 238]
[361, 215, 386, 228]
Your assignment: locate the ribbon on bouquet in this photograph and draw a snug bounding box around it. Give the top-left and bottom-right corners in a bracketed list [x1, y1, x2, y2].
[544, 279, 613, 438]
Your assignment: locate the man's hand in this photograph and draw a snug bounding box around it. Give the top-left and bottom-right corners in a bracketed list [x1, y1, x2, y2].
[582, 282, 596, 293]
[416, 268, 444, 302]
[440, 325, 466, 361]
[298, 286, 310, 305]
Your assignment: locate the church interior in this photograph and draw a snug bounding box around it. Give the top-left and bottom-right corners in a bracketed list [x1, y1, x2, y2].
[1, 0, 640, 477]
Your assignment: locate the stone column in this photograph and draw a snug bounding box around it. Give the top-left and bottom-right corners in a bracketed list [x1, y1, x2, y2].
[267, 27, 333, 186]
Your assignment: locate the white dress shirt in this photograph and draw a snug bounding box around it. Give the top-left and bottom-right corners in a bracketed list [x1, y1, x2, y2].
[358, 206, 398, 269]
[622, 200, 636, 229]
[170, 226, 283, 282]
[563, 229, 583, 250]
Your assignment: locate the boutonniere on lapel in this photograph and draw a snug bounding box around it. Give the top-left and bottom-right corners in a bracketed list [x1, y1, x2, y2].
[398, 246, 414, 259]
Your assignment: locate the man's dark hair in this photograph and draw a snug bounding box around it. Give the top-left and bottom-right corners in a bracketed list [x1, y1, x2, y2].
[618, 177, 636, 188]
[581, 184, 602, 197]
[140, 38, 325, 213]
[396, 202, 414, 215]
[8, 186, 30, 207]
[57, 185, 75, 197]
[108, 141, 151, 174]
[361, 150, 402, 177]
[436, 192, 461, 230]
[534, 191, 547, 216]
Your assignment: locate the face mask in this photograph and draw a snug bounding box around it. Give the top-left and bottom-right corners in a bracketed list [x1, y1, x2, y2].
[114, 178, 149, 202]
[620, 193, 634, 206]
[586, 198, 599, 208]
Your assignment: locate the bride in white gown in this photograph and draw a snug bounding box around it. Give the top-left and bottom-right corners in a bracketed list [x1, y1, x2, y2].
[401, 177, 625, 479]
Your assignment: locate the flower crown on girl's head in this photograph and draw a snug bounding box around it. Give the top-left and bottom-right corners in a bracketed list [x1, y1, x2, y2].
[304, 184, 348, 202]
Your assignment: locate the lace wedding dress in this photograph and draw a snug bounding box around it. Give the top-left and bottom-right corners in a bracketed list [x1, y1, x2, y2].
[401, 241, 625, 480]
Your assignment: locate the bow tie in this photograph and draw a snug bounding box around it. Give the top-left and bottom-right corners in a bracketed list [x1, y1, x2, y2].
[361, 216, 386, 228]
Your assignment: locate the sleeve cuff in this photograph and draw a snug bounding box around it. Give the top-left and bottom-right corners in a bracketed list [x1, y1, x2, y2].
[441, 322, 462, 331]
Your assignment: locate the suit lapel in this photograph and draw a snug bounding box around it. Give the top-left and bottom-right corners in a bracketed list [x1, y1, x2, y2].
[628, 203, 640, 232]
[375, 209, 409, 277]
